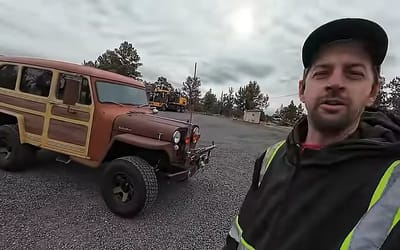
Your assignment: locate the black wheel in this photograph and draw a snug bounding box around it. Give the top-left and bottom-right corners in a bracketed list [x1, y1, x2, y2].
[0, 124, 36, 171]
[101, 156, 158, 218]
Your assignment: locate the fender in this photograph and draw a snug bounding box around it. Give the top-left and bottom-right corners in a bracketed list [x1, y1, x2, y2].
[0, 109, 27, 143]
[101, 133, 174, 162]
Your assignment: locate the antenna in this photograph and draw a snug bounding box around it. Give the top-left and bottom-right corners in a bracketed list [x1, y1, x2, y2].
[189, 62, 197, 125]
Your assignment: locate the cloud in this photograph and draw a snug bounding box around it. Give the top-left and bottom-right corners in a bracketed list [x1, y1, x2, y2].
[0, 0, 400, 111]
[199, 58, 275, 86]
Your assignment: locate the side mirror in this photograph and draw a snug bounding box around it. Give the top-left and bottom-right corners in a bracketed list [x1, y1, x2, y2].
[152, 108, 159, 114]
[63, 78, 80, 106]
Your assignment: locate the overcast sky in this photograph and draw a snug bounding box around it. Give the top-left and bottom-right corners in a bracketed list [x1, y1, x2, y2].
[1, 0, 399, 113]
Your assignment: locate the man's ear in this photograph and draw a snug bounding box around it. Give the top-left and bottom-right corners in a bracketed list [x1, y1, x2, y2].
[366, 81, 380, 106]
[299, 80, 305, 102]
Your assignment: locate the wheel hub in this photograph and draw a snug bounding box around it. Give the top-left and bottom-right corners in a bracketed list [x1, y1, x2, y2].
[112, 174, 134, 203]
[0, 138, 11, 160]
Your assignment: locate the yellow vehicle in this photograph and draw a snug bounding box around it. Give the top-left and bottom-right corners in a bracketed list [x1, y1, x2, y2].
[149, 88, 187, 112]
[148, 88, 168, 110]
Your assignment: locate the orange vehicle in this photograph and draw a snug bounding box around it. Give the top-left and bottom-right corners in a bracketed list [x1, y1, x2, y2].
[0, 56, 215, 217]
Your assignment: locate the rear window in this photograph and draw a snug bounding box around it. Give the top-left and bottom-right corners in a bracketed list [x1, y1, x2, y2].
[0, 64, 18, 90]
[20, 67, 53, 97]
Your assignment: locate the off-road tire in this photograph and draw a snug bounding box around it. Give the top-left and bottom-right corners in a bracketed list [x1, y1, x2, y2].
[101, 156, 158, 218]
[0, 124, 36, 171]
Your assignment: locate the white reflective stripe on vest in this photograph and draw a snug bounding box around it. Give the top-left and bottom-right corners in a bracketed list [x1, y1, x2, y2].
[228, 216, 255, 250]
[341, 160, 400, 250]
[228, 142, 285, 250]
[229, 216, 241, 242]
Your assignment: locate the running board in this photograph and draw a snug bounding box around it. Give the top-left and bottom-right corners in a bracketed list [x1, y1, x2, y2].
[56, 155, 71, 164]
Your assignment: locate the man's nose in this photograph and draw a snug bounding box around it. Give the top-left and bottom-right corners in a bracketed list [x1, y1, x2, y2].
[327, 68, 345, 90]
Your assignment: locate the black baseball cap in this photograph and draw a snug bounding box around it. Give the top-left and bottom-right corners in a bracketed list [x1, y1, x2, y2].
[302, 18, 388, 69]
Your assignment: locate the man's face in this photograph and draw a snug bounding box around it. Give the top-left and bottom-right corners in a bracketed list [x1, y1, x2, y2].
[299, 41, 379, 133]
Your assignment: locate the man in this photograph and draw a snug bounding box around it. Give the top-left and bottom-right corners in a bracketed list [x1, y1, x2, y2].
[223, 18, 400, 250]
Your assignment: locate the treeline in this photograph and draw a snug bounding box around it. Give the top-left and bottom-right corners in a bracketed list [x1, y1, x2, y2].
[142, 75, 202, 110]
[373, 76, 400, 110]
[197, 80, 269, 117]
[143, 76, 270, 120]
[82, 41, 201, 109]
[272, 101, 305, 126]
[82, 41, 270, 119]
[81, 40, 302, 125]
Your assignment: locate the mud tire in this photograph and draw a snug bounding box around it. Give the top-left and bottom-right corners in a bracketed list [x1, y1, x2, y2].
[0, 124, 36, 171]
[101, 156, 158, 218]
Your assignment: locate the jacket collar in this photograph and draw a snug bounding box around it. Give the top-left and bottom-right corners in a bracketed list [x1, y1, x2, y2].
[285, 108, 400, 165]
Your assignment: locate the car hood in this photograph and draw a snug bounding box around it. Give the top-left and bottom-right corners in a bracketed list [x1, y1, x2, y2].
[113, 112, 191, 141]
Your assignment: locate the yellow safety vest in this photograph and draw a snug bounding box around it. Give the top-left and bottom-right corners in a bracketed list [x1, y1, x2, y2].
[229, 141, 400, 250]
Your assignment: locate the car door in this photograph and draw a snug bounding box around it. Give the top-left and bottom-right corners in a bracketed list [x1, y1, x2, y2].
[12, 65, 52, 146]
[43, 71, 94, 158]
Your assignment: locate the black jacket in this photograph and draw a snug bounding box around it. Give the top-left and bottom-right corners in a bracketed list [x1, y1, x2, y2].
[224, 108, 400, 250]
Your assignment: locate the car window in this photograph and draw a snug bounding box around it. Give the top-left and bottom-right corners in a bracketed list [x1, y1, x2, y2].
[56, 73, 92, 105]
[0, 64, 18, 90]
[20, 67, 53, 97]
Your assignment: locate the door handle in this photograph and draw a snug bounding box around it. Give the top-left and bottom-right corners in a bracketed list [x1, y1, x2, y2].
[67, 106, 77, 114]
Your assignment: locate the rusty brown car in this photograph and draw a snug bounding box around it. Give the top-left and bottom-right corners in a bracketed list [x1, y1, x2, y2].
[0, 56, 216, 217]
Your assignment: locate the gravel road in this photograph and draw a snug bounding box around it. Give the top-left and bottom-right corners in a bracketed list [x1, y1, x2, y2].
[0, 112, 290, 250]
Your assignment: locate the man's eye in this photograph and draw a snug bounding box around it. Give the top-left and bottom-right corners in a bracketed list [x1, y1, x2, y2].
[313, 71, 328, 78]
[348, 71, 365, 79]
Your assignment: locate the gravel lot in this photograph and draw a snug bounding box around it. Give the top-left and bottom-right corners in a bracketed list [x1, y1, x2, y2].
[0, 112, 290, 250]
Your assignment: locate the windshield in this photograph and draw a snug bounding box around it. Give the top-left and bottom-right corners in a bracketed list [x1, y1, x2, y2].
[150, 92, 166, 102]
[96, 81, 148, 106]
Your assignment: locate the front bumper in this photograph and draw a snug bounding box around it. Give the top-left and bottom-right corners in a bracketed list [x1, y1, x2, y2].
[185, 141, 216, 170]
[167, 141, 216, 180]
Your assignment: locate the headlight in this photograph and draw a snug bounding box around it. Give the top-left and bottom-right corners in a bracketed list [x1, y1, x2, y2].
[172, 130, 181, 144]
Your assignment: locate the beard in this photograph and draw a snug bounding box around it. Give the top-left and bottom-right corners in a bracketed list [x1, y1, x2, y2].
[308, 107, 358, 134]
[307, 92, 363, 134]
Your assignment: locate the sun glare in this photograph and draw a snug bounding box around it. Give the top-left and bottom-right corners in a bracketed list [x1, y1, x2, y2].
[230, 8, 255, 38]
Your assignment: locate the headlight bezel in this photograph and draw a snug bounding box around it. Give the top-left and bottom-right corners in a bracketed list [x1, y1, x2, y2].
[172, 130, 181, 144]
